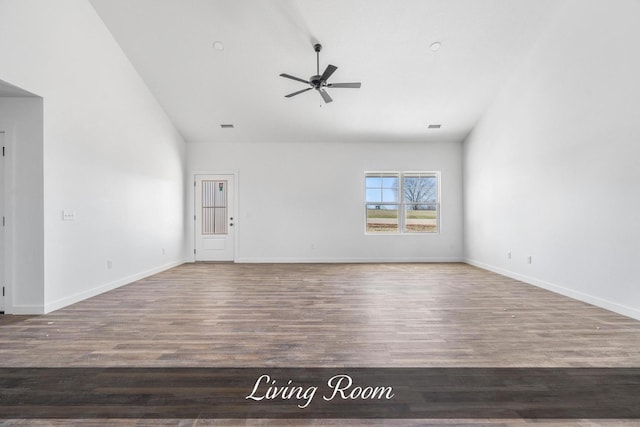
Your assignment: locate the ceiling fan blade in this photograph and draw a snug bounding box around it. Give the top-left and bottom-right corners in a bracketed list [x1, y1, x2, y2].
[320, 64, 338, 82]
[279, 73, 310, 84]
[327, 82, 361, 88]
[318, 89, 333, 103]
[285, 87, 313, 98]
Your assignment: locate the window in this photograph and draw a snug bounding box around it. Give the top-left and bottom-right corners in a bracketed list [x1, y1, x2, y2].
[365, 172, 439, 234]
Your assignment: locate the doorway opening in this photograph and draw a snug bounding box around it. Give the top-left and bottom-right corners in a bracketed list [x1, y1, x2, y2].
[0, 78, 44, 315]
[1, 131, 5, 313]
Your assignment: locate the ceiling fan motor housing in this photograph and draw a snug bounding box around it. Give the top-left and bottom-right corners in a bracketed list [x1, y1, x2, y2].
[310, 75, 324, 88]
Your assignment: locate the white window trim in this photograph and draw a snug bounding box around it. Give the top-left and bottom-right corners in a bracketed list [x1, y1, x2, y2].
[364, 171, 441, 235]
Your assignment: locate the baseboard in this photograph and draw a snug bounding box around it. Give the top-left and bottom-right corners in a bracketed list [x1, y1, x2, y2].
[464, 258, 640, 321]
[8, 304, 46, 315]
[43, 258, 188, 314]
[235, 257, 465, 264]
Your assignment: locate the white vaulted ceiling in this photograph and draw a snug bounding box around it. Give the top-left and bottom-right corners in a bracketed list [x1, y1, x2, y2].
[89, 0, 564, 143]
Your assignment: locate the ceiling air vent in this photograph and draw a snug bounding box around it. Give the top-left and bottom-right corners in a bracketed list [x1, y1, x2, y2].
[428, 124, 442, 129]
[220, 124, 234, 129]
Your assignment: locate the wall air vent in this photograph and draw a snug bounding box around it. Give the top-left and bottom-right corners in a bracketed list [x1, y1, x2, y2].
[220, 124, 234, 129]
[428, 124, 442, 129]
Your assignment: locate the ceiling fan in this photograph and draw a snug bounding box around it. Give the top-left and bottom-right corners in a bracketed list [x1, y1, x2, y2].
[280, 43, 361, 103]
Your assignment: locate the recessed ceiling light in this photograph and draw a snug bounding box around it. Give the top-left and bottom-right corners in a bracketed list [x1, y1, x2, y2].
[212, 41, 224, 51]
[428, 124, 442, 129]
[429, 42, 442, 52]
[220, 124, 234, 129]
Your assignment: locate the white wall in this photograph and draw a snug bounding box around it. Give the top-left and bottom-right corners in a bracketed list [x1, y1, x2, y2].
[0, 97, 45, 312]
[0, 0, 188, 313]
[188, 141, 463, 262]
[464, 0, 640, 319]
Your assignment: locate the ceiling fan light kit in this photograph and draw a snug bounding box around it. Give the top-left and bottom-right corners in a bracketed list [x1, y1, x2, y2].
[280, 43, 361, 103]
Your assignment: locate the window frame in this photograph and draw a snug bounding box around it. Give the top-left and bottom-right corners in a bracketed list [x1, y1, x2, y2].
[364, 171, 441, 235]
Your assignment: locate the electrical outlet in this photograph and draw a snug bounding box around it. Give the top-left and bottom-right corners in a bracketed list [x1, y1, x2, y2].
[527, 256, 532, 264]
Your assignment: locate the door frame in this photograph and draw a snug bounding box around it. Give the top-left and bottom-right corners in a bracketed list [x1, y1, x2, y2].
[0, 131, 5, 313]
[0, 130, 11, 314]
[192, 171, 238, 262]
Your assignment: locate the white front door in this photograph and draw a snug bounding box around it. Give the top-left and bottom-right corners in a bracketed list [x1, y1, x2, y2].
[194, 174, 235, 261]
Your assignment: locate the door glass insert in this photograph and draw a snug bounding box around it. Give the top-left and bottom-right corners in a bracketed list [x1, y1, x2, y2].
[202, 180, 228, 234]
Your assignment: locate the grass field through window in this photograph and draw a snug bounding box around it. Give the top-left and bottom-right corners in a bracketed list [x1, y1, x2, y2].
[366, 209, 437, 233]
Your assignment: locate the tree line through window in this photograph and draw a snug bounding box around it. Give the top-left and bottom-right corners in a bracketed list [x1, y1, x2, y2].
[365, 172, 439, 233]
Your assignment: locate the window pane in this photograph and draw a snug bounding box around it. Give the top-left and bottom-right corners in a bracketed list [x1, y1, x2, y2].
[365, 176, 382, 188]
[366, 174, 398, 203]
[382, 176, 398, 188]
[403, 175, 437, 204]
[366, 204, 398, 233]
[366, 189, 382, 203]
[404, 204, 438, 233]
[382, 188, 398, 203]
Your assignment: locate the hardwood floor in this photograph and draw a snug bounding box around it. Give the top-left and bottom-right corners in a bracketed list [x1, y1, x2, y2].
[1, 262, 640, 426]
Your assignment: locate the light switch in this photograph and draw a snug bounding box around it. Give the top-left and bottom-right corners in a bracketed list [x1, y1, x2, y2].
[62, 210, 76, 221]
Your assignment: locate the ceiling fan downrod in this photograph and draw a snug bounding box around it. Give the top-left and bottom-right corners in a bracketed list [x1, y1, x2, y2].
[314, 43, 322, 76]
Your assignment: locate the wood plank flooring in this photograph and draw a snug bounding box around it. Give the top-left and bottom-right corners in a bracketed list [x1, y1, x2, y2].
[1, 262, 640, 426]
